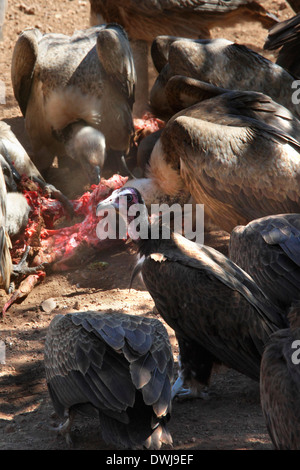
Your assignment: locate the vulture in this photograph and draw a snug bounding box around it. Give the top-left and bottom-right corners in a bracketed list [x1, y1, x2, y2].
[122, 82, 300, 233]
[260, 302, 300, 450]
[44, 311, 173, 449]
[149, 37, 299, 120]
[89, 0, 278, 116]
[229, 214, 300, 313]
[264, 13, 300, 78]
[11, 24, 136, 186]
[96, 187, 288, 398]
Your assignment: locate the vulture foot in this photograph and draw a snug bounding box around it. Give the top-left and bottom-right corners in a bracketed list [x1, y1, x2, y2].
[51, 414, 74, 447]
[171, 376, 210, 401]
[12, 246, 46, 277]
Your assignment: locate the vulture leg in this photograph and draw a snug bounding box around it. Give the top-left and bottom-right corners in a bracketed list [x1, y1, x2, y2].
[51, 410, 75, 447]
[12, 245, 46, 277]
[171, 375, 209, 400]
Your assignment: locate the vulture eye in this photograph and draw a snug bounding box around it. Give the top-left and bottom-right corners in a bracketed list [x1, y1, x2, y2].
[127, 194, 133, 203]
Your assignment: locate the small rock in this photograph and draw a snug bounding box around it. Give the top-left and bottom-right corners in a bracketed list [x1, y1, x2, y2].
[73, 301, 81, 310]
[40, 298, 56, 313]
[18, 3, 35, 14]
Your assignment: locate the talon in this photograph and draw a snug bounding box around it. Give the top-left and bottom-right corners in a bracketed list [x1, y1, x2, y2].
[171, 376, 210, 400]
[12, 246, 47, 277]
[49, 409, 75, 447]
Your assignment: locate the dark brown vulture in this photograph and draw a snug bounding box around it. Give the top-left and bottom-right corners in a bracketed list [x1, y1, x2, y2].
[264, 13, 300, 78]
[260, 302, 300, 450]
[229, 214, 300, 313]
[44, 311, 173, 449]
[149, 37, 299, 119]
[121, 82, 300, 233]
[11, 24, 136, 186]
[96, 187, 288, 399]
[89, 0, 278, 116]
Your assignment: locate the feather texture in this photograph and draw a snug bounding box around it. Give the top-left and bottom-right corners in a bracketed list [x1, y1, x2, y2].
[44, 311, 173, 449]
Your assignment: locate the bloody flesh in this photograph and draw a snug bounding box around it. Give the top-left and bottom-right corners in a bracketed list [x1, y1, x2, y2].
[11, 174, 128, 272]
[2, 114, 164, 314]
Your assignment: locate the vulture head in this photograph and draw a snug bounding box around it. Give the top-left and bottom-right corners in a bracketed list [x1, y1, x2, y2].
[96, 186, 149, 241]
[53, 122, 105, 185]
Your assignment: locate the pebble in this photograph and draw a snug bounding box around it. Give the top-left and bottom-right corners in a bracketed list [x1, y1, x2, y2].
[40, 298, 57, 313]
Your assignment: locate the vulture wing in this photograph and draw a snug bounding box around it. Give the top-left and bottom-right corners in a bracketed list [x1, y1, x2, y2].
[229, 214, 300, 311]
[11, 28, 42, 116]
[139, 232, 287, 382]
[44, 311, 173, 449]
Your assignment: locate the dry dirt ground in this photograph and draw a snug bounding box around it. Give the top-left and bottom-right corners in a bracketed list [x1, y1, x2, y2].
[0, 0, 295, 453]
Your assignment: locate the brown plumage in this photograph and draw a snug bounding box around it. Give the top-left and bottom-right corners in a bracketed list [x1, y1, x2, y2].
[11, 24, 136, 184]
[264, 12, 300, 78]
[89, 0, 277, 41]
[150, 37, 299, 119]
[44, 311, 173, 449]
[286, 0, 300, 12]
[125, 82, 300, 233]
[260, 302, 300, 450]
[96, 187, 288, 398]
[229, 214, 300, 313]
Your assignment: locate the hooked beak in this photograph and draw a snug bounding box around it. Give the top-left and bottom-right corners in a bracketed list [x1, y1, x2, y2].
[79, 157, 101, 186]
[96, 192, 119, 217]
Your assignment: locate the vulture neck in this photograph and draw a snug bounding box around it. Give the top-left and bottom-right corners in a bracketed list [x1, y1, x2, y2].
[130, 213, 176, 258]
[124, 138, 190, 206]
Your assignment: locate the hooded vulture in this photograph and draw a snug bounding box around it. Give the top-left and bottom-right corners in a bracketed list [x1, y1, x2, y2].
[96, 187, 288, 398]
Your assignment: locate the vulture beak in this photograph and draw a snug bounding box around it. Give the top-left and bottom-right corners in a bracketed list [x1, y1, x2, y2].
[96, 191, 120, 217]
[79, 157, 101, 186]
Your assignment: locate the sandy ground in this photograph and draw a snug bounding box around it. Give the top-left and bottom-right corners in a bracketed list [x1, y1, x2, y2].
[0, 0, 295, 453]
